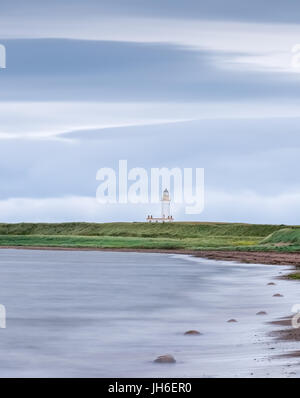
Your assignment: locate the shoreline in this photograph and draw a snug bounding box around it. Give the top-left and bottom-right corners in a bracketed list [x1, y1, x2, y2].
[0, 245, 300, 266]
[269, 317, 300, 359]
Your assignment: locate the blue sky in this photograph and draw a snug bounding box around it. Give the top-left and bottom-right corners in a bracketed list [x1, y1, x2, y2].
[1, 1, 300, 223]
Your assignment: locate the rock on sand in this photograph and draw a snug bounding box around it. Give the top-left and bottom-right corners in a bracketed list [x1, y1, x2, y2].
[184, 330, 202, 335]
[154, 355, 176, 364]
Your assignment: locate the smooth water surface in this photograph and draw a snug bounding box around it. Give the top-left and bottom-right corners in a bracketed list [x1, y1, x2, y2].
[0, 249, 298, 377]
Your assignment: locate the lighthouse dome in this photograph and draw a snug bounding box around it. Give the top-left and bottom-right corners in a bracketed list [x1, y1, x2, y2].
[162, 188, 170, 201]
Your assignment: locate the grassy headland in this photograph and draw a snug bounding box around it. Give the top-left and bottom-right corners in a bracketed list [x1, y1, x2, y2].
[0, 222, 299, 252]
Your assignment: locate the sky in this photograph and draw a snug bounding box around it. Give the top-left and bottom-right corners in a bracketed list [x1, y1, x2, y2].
[1, 0, 300, 224]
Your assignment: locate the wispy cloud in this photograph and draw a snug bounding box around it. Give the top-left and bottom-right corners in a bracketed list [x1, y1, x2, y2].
[1, 19, 300, 73]
[2, 101, 300, 141]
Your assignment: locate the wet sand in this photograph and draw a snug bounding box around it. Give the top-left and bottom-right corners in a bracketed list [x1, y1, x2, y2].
[269, 317, 300, 360]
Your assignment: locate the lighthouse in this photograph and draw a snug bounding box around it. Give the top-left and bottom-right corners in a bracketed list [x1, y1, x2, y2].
[161, 188, 170, 219]
[146, 188, 174, 222]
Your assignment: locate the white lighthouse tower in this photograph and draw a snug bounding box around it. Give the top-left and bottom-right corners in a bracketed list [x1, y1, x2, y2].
[146, 188, 174, 222]
[161, 188, 170, 219]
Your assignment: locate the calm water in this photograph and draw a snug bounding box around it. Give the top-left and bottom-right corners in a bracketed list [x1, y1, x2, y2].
[0, 249, 298, 377]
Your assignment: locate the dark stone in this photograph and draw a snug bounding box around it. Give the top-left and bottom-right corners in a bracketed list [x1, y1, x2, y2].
[184, 330, 202, 336]
[154, 355, 176, 364]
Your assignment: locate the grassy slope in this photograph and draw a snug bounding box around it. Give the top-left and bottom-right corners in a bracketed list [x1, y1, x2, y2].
[0, 222, 285, 238]
[258, 228, 300, 253]
[262, 228, 300, 244]
[0, 222, 299, 251]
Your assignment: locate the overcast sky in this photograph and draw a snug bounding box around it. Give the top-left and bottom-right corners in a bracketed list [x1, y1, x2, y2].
[1, 0, 300, 224]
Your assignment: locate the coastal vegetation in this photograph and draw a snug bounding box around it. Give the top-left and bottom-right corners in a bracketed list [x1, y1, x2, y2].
[0, 222, 299, 252]
[286, 272, 300, 280]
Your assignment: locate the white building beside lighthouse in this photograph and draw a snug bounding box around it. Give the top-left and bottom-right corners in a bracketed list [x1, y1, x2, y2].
[146, 188, 174, 222]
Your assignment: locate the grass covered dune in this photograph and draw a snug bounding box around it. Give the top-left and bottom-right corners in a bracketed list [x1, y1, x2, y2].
[0, 222, 300, 252]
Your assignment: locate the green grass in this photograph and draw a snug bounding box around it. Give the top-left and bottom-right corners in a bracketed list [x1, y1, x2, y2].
[0, 222, 299, 252]
[262, 228, 300, 245]
[257, 228, 300, 252]
[286, 272, 300, 280]
[0, 234, 261, 250]
[0, 222, 286, 238]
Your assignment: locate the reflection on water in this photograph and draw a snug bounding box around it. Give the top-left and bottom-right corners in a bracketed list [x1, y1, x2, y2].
[0, 249, 297, 377]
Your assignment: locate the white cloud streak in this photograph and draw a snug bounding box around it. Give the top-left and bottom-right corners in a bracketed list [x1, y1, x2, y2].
[1, 17, 300, 73]
[1, 101, 300, 141]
